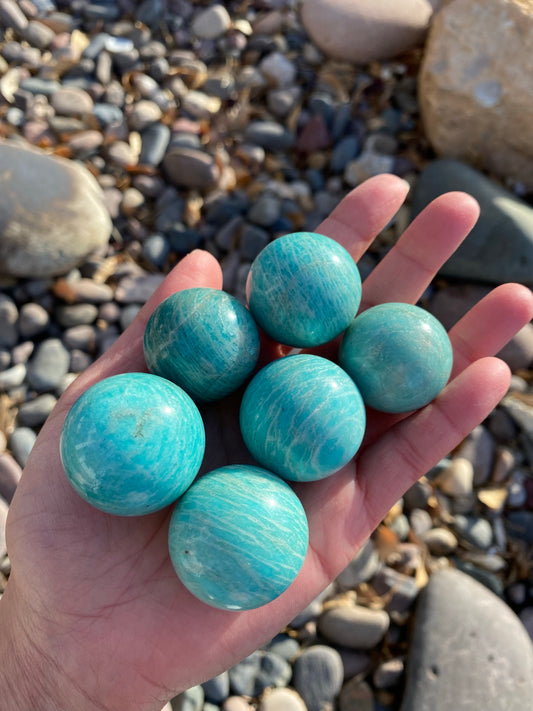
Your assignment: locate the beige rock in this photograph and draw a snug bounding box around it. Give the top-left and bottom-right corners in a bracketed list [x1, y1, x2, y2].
[436, 457, 474, 497]
[300, 0, 442, 64]
[259, 688, 308, 711]
[0, 141, 111, 278]
[419, 0, 533, 187]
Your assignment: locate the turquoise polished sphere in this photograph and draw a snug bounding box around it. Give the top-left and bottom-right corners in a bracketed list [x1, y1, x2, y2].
[246, 232, 362, 347]
[168, 465, 309, 611]
[143, 288, 260, 402]
[339, 302, 453, 414]
[240, 354, 366, 482]
[60, 373, 205, 516]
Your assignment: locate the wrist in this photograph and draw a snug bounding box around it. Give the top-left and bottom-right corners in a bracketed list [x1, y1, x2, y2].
[0, 576, 103, 711]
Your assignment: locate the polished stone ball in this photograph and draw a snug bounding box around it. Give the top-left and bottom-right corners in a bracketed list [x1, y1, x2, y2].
[143, 287, 260, 402]
[339, 302, 453, 413]
[240, 354, 366, 482]
[168, 465, 309, 610]
[246, 231, 361, 347]
[60, 372, 205, 516]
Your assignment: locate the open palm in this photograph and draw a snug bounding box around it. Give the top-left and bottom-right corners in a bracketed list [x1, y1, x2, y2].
[2, 175, 532, 711]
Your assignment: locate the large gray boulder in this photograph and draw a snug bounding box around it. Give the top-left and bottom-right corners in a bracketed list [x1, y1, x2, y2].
[0, 141, 112, 278]
[400, 568, 533, 711]
[411, 159, 533, 286]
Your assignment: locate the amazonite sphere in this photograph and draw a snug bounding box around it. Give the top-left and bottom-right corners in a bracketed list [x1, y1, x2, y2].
[60, 373, 205, 516]
[144, 288, 260, 402]
[240, 354, 366, 482]
[246, 232, 361, 347]
[168, 465, 309, 610]
[339, 302, 453, 414]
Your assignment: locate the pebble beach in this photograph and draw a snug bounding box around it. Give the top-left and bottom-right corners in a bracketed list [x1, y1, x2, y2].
[1, 1, 533, 710]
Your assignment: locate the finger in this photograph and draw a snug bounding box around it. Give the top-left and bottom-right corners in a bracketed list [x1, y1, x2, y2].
[360, 192, 480, 309]
[294, 357, 510, 581]
[60, 250, 223, 404]
[449, 283, 533, 376]
[355, 357, 510, 531]
[316, 174, 409, 259]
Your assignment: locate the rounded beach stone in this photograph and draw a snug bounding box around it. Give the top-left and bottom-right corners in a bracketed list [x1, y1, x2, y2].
[60, 373, 205, 516]
[26, 338, 70, 392]
[240, 354, 366, 482]
[292, 645, 343, 711]
[168, 465, 308, 611]
[0, 141, 112, 278]
[400, 568, 533, 711]
[163, 147, 220, 191]
[229, 650, 292, 697]
[339, 303, 452, 413]
[318, 605, 390, 649]
[18, 302, 49, 338]
[144, 288, 260, 402]
[259, 688, 308, 711]
[17, 394, 57, 427]
[191, 4, 231, 40]
[247, 232, 361, 347]
[301, 0, 439, 64]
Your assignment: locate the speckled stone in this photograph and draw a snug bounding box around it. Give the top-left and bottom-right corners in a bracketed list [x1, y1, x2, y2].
[240, 354, 366, 482]
[340, 303, 453, 413]
[144, 288, 260, 402]
[60, 373, 205, 516]
[247, 232, 361, 347]
[400, 568, 533, 711]
[168, 465, 308, 610]
[0, 142, 112, 278]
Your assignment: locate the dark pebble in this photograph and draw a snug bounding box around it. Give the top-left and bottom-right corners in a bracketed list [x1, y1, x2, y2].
[229, 650, 291, 698]
[202, 672, 230, 704]
[292, 645, 343, 711]
[139, 123, 171, 166]
[163, 147, 220, 191]
[506, 510, 533, 544]
[240, 224, 270, 260]
[372, 567, 420, 615]
[330, 135, 360, 173]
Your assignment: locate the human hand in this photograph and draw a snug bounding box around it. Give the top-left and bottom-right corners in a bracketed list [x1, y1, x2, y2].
[1, 174, 532, 711]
